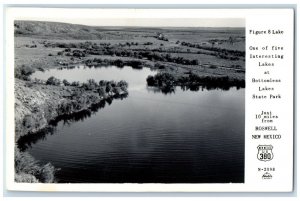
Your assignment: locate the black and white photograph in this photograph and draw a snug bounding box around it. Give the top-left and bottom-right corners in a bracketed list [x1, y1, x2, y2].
[13, 17, 246, 184]
[14, 16, 246, 183]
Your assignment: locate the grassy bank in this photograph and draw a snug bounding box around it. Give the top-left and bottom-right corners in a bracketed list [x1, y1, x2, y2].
[14, 77, 128, 182]
[15, 147, 56, 183]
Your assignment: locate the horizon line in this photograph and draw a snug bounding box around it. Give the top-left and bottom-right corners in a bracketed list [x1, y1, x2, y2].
[15, 19, 246, 28]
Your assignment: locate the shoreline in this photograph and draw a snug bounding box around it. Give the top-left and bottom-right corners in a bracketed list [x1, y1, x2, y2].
[14, 78, 128, 182]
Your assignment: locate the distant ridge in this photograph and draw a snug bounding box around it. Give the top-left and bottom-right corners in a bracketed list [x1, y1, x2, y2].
[14, 20, 107, 40]
[14, 20, 244, 40]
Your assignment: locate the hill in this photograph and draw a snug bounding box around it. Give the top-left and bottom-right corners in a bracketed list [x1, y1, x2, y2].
[14, 20, 106, 39]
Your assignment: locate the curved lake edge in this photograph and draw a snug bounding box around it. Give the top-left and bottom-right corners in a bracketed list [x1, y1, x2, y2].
[14, 63, 243, 182]
[14, 78, 128, 183]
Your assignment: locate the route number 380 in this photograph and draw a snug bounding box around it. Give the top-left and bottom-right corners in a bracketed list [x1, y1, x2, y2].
[257, 145, 274, 162]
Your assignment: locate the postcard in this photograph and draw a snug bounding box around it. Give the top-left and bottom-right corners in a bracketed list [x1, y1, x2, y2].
[4, 7, 295, 192]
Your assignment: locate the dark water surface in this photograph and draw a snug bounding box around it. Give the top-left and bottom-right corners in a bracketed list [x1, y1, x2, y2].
[27, 66, 245, 183]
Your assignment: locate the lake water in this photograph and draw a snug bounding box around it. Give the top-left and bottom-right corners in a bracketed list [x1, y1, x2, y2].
[26, 66, 245, 183]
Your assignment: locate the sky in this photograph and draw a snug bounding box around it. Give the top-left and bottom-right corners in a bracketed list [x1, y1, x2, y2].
[19, 18, 245, 28]
[10, 8, 245, 27]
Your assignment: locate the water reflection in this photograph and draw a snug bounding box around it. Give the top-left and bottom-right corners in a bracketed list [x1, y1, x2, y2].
[50, 93, 127, 126]
[17, 93, 128, 152]
[179, 84, 235, 91]
[17, 127, 56, 151]
[146, 84, 241, 95]
[27, 65, 244, 183]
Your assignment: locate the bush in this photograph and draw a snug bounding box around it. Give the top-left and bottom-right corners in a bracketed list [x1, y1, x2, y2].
[97, 87, 106, 97]
[105, 83, 112, 93]
[144, 42, 153, 45]
[15, 65, 35, 81]
[117, 80, 128, 88]
[117, 80, 128, 92]
[154, 63, 165, 69]
[99, 80, 106, 86]
[191, 59, 199, 65]
[37, 67, 45, 72]
[46, 76, 61, 86]
[70, 81, 80, 87]
[146, 75, 155, 86]
[72, 50, 85, 57]
[87, 79, 98, 89]
[113, 59, 124, 67]
[15, 148, 56, 183]
[81, 79, 99, 90]
[62, 79, 70, 86]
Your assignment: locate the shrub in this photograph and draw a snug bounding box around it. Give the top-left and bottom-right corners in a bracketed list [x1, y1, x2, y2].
[97, 87, 106, 97]
[70, 81, 80, 87]
[154, 63, 165, 69]
[117, 80, 128, 88]
[191, 59, 199, 65]
[117, 80, 128, 92]
[72, 50, 85, 57]
[81, 79, 98, 90]
[105, 83, 112, 93]
[113, 59, 124, 67]
[15, 65, 35, 81]
[89, 79, 99, 88]
[129, 60, 143, 69]
[15, 148, 56, 183]
[46, 76, 61, 86]
[99, 80, 106, 86]
[146, 75, 155, 86]
[62, 79, 70, 86]
[144, 42, 153, 45]
[37, 67, 45, 72]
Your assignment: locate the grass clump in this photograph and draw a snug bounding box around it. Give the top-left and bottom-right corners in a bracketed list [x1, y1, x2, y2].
[15, 147, 56, 183]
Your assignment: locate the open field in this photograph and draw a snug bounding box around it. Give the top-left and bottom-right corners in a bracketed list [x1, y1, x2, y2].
[15, 21, 245, 81]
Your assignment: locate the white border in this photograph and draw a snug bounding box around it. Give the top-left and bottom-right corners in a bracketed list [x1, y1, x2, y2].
[5, 7, 294, 192]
